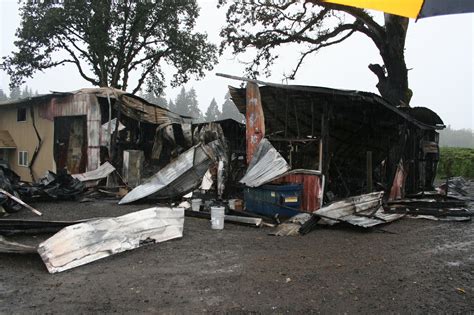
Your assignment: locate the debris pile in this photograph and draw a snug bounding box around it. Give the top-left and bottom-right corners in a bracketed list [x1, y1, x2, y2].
[1, 78, 472, 274]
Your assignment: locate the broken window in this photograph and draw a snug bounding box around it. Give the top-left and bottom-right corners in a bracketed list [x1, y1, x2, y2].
[18, 151, 28, 167]
[17, 108, 27, 122]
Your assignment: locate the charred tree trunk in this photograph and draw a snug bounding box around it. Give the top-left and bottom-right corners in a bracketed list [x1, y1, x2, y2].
[369, 15, 412, 107]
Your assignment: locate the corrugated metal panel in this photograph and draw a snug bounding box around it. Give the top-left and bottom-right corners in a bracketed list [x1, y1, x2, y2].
[315, 192, 404, 227]
[272, 170, 322, 212]
[119, 143, 216, 204]
[240, 138, 290, 187]
[71, 162, 115, 182]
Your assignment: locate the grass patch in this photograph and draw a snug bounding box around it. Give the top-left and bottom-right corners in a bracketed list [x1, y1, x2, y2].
[437, 147, 474, 179]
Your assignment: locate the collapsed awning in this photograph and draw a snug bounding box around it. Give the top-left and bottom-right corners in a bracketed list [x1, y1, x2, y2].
[0, 131, 16, 149]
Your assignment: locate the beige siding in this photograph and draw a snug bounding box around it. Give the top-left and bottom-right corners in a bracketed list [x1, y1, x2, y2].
[0, 104, 54, 182]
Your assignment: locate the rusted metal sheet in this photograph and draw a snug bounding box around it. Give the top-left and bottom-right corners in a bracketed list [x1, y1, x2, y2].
[240, 138, 290, 188]
[272, 170, 322, 212]
[245, 82, 265, 164]
[389, 160, 408, 200]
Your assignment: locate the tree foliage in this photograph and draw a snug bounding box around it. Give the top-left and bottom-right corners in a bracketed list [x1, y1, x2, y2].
[439, 126, 474, 148]
[219, 0, 411, 106]
[204, 98, 221, 121]
[0, 89, 7, 102]
[437, 147, 474, 179]
[220, 91, 245, 122]
[3, 0, 217, 95]
[173, 86, 203, 120]
[139, 90, 168, 109]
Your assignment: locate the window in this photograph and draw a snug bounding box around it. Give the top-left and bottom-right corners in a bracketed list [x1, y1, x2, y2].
[17, 108, 27, 122]
[18, 151, 28, 167]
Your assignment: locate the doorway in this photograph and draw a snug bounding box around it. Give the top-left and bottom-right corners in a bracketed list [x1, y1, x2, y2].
[54, 116, 87, 174]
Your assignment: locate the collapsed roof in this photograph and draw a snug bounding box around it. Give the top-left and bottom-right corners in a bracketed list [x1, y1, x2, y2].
[0, 87, 192, 125]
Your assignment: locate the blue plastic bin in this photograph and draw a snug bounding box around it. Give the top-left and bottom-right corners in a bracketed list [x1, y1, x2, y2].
[244, 184, 303, 218]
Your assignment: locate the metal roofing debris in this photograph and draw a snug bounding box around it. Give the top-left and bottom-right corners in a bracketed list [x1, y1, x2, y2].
[239, 138, 290, 187]
[0, 236, 36, 254]
[184, 209, 263, 227]
[0, 87, 190, 125]
[38, 207, 184, 273]
[0, 130, 16, 149]
[314, 192, 404, 228]
[100, 119, 126, 146]
[0, 218, 94, 235]
[270, 213, 313, 236]
[119, 142, 217, 204]
[223, 73, 444, 131]
[71, 162, 116, 183]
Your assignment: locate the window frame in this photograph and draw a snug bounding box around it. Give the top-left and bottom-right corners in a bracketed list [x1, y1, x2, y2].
[17, 108, 27, 122]
[18, 151, 28, 167]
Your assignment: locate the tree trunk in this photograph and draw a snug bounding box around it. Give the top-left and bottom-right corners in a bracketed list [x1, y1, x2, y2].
[369, 15, 412, 107]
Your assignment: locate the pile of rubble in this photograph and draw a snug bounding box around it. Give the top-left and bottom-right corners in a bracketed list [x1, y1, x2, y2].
[0, 79, 472, 274]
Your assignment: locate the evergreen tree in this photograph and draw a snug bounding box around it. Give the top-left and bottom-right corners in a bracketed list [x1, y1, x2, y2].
[168, 99, 176, 113]
[205, 98, 221, 122]
[21, 86, 33, 98]
[173, 87, 203, 120]
[186, 88, 203, 120]
[174, 87, 188, 116]
[220, 91, 245, 123]
[9, 87, 21, 100]
[0, 89, 7, 101]
[140, 90, 168, 109]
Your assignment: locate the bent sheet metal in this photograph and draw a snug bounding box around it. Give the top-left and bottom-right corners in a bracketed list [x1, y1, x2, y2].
[239, 138, 290, 188]
[71, 162, 116, 187]
[119, 142, 218, 204]
[315, 192, 404, 228]
[38, 207, 184, 273]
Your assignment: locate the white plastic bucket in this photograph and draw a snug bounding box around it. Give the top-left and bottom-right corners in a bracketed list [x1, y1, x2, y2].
[191, 199, 202, 211]
[210, 206, 225, 230]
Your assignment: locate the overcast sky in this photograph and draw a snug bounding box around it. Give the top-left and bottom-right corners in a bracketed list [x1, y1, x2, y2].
[1, 0, 472, 129]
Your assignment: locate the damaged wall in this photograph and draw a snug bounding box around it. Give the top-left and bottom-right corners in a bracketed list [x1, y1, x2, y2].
[227, 78, 444, 202]
[0, 103, 54, 182]
[0, 92, 102, 182]
[39, 93, 101, 173]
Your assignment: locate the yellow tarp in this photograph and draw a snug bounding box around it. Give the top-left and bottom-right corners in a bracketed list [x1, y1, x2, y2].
[321, 0, 423, 18]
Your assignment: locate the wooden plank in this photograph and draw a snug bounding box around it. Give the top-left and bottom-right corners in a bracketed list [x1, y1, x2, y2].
[367, 151, 373, 192]
[38, 207, 184, 273]
[0, 188, 42, 216]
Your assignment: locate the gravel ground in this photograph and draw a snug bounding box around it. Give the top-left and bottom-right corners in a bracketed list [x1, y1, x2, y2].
[0, 199, 473, 314]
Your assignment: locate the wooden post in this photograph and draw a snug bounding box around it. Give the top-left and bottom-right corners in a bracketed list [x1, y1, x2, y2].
[321, 102, 330, 177]
[367, 151, 373, 192]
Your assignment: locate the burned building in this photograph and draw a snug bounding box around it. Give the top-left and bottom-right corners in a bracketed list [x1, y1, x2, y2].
[0, 88, 192, 182]
[223, 74, 444, 211]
